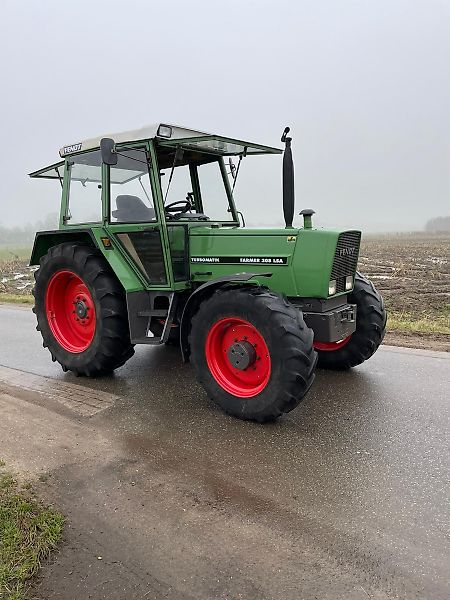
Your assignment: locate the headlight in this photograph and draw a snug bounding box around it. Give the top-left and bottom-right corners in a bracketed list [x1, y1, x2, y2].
[345, 275, 353, 291]
[328, 280, 337, 296]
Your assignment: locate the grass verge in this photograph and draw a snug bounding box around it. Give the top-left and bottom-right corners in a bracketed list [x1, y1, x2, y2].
[0, 248, 31, 262]
[0, 295, 33, 306]
[388, 307, 450, 335]
[0, 469, 64, 600]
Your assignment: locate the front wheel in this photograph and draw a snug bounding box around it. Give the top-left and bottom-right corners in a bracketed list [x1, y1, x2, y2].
[315, 272, 387, 370]
[190, 287, 317, 422]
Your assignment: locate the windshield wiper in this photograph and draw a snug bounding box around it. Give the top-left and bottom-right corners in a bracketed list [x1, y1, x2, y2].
[231, 149, 246, 193]
[55, 165, 63, 189]
[164, 147, 184, 204]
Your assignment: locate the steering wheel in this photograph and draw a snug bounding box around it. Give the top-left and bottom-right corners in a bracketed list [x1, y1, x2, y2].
[164, 200, 192, 220]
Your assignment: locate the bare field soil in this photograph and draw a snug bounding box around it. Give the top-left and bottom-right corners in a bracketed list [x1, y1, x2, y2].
[359, 233, 450, 351]
[0, 233, 449, 350]
[0, 262, 34, 297]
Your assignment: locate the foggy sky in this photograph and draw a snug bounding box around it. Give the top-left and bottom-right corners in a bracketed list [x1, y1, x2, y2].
[0, 0, 449, 232]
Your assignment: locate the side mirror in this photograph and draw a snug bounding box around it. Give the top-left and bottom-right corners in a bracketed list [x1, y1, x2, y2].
[100, 138, 117, 165]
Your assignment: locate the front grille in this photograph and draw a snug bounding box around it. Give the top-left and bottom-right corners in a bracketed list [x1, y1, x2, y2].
[331, 231, 361, 293]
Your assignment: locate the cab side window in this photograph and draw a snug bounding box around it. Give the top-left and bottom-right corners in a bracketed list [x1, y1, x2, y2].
[67, 150, 102, 224]
[110, 150, 156, 223]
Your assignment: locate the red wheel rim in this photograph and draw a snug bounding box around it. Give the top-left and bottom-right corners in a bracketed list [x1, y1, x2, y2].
[45, 270, 96, 353]
[205, 317, 271, 398]
[314, 335, 352, 352]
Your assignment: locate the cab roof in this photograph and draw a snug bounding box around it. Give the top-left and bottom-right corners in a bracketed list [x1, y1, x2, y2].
[59, 123, 210, 158]
[30, 122, 282, 179]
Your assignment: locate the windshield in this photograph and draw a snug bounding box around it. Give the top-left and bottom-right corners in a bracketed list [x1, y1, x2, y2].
[157, 148, 236, 223]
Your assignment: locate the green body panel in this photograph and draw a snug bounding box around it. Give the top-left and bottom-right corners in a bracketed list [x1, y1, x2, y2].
[89, 227, 147, 292]
[188, 226, 344, 298]
[30, 223, 351, 299]
[292, 229, 341, 298]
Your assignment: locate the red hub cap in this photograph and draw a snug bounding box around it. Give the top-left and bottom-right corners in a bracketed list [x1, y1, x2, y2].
[205, 317, 271, 398]
[45, 270, 96, 353]
[314, 335, 352, 352]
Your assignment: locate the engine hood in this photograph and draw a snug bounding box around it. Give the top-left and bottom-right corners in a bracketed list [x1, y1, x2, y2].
[188, 226, 361, 298]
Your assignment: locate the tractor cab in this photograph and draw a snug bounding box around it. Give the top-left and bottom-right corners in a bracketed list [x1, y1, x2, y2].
[30, 124, 280, 227]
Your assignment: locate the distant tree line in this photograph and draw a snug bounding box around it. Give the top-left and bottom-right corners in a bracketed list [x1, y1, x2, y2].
[0, 213, 59, 245]
[425, 216, 450, 232]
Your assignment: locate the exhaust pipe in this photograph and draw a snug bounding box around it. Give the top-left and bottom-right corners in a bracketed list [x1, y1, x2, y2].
[281, 127, 295, 228]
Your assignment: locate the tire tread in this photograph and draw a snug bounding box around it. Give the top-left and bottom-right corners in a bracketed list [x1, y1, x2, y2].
[189, 286, 317, 422]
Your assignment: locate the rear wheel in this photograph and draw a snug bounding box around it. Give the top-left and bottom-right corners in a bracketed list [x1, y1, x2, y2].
[33, 243, 134, 376]
[314, 272, 386, 370]
[190, 287, 317, 422]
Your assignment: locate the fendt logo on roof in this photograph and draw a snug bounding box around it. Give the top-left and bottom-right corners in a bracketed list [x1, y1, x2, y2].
[61, 143, 82, 156]
[338, 246, 356, 257]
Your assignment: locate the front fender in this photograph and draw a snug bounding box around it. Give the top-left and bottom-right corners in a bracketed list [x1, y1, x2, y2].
[180, 272, 272, 361]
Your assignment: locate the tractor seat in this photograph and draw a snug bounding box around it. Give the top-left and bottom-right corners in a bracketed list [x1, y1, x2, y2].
[112, 195, 155, 222]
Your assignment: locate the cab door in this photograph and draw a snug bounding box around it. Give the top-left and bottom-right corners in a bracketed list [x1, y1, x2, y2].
[103, 143, 175, 290]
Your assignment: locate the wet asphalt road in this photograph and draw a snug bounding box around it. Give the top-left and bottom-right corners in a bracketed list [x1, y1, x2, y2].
[0, 304, 449, 600]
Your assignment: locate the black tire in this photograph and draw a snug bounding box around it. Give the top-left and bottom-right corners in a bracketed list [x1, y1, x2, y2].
[33, 243, 134, 376]
[316, 272, 387, 370]
[190, 286, 317, 422]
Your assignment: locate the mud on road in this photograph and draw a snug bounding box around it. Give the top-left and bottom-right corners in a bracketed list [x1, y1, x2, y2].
[0, 347, 448, 599]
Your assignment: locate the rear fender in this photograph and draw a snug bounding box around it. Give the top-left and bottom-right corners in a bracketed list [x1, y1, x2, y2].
[30, 230, 97, 266]
[30, 229, 144, 294]
[180, 272, 272, 361]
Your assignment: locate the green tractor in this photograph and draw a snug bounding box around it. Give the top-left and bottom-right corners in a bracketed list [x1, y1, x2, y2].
[29, 123, 386, 422]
